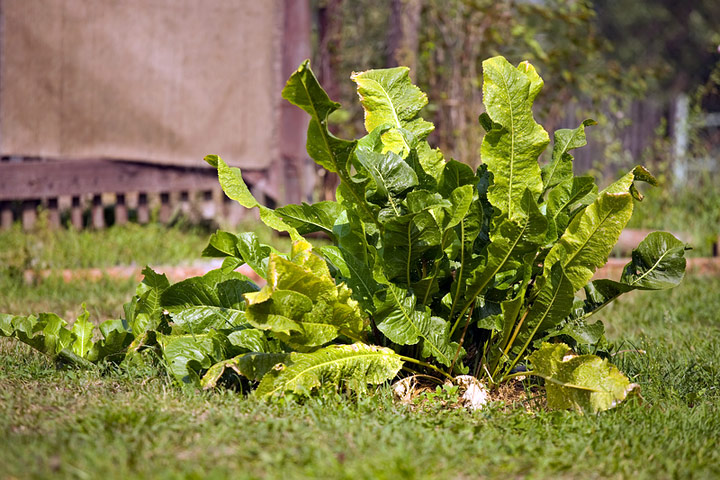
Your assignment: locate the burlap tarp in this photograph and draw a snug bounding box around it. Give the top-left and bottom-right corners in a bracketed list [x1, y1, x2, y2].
[0, 0, 281, 169]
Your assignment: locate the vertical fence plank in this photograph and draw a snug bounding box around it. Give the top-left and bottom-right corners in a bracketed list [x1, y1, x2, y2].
[115, 193, 128, 225]
[179, 191, 191, 218]
[91, 194, 105, 229]
[71, 196, 83, 229]
[47, 197, 61, 229]
[0, 201, 14, 229]
[137, 192, 150, 224]
[159, 192, 172, 224]
[21, 200, 40, 230]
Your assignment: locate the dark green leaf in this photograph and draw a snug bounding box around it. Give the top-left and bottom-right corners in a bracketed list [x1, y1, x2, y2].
[542, 119, 596, 192]
[255, 343, 403, 398]
[481, 57, 549, 218]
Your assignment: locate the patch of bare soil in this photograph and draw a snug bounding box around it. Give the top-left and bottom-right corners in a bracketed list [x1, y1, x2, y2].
[393, 374, 546, 412]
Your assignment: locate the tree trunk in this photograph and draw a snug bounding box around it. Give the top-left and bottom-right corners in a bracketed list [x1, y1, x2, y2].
[281, 0, 312, 204]
[387, 0, 423, 74]
[317, 0, 344, 200]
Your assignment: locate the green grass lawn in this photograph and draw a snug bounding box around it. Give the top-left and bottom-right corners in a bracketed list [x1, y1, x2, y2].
[1, 227, 719, 479]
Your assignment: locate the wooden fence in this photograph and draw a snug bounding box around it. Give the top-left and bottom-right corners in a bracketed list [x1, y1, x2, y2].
[0, 157, 267, 230]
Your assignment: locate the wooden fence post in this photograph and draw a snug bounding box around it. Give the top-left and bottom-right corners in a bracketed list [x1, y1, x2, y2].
[70, 196, 83, 229]
[47, 197, 61, 228]
[280, 0, 312, 205]
[91, 194, 105, 229]
[159, 192, 172, 223]
[21, 200, 40, 230]
[137, 192, 150, 224]
[0, 201, 13, 229]
[115, 193, 128, 225]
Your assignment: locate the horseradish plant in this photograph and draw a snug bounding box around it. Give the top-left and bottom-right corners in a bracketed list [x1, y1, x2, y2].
[1, 57, 687, 412]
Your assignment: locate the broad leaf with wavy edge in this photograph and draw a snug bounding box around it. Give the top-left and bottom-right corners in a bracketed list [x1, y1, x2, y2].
[201, 352, 290, 389]
[275, 201, 345, 239]
[157, 331, 230, 386]
[161, 271, 259, 334]
[246, 241, 366, 347]
[255, 343, 403, 398]
[568, 231, 688, 323]
[282, 61, 378, 225]
[88, 318, 134, 363]
[71, 304, 95, 359]
[529, 342, 637, 413]
[542, 119, 596, 193]
[621, 232, 688, 289]
[374, 285, 460, 367]
[544, 192, 634, 292]
[481, 57, 549, 218]
[351, 67, 434, 157]
[0, 312, 74, 357]
[206, 155, 301, 241]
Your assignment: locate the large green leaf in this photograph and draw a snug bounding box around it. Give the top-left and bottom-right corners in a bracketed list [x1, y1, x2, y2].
[161, 271, 258, 334]
[437, 160, 476, 198]
[206, 155, 301, 241]
[282, 61, 378, 226]
[462, 190, 547, 315]
[321, 245, 379, 315]
[88, 318, 134, 363]
[542, 119, 596, 192]
[544, 192, 634, 292]
[157, 331, 229, 386]
[201, 352, 291, 389]
[621, 232, 687, 289]
[275, 201, 345, 239]
[379, 191, 450, 284]
[225, 327, 273, 354]
[202, 231, 274, 278]
[201, 230, 240, 258]
[529, 343, 637, 413]
[245, 289, 309, 337]
[351, 67, 434, 157]
[545, 176, 597, 244]
[568, 232, 688, 322]
[131, 267, 170, 336]
[1, 312, 74, 357]
[245, 241, 367, 347]
[282, 60, 357, 174]
[481, 57, 549, 218]
[71, 305, 95, 359]
[355, 149, 419, 210]
[374, 285, 461, 367]
[255, 343, 403, 398]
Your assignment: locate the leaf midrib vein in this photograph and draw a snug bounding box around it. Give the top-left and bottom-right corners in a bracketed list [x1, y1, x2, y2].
[265, 350, 394, 395]
[389, 287, 449, 364]
[629, 247, 675, 286]
[362, 77, 411, 153]
[560, 198, 626, 274]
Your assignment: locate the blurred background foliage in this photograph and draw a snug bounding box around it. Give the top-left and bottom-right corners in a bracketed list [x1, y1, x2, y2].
[309, 0, 720, 254]
[310, 0, 719, 185]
